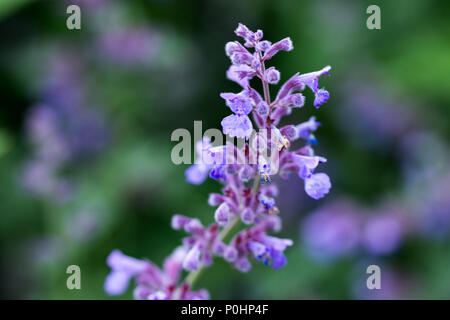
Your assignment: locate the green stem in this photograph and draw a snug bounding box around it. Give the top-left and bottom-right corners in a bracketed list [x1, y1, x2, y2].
[186, 216, 240, 287]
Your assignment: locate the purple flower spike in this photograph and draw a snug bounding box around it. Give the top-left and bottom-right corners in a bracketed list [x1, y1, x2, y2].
[304, 173, 331, 200]
[106, 23, 332, 300]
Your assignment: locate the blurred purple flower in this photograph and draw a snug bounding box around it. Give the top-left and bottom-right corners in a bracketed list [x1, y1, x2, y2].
[98, 27, 159, 66]
[302, 200, 361, 260]
[362, 213, 404, 255]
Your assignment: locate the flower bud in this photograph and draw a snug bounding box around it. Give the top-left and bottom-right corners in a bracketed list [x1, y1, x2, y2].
[171, 214, 189, 230]
[265, 67, 280, 84]
[284, 93, 305, 108]
[231, 52, 252, 65]
[225, 41, 239, 57]
[240, 207, 255, 225]
[208, 193, 224, 206]
[256, 40, 271, 52]
[235, 257, 252, 273]
[224, 245, 238, 262]
[182, 244, 201, 271]
[214, 203, 230, 227]
[256, 101, 269, 117]
[239, 166, 254, 182]
[212, 241, 226, 256]
[184, 218, 204, 234]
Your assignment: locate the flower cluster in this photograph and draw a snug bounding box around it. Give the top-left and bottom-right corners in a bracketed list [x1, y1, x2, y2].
[21, 50, 108, 202]
[105, 23, 332, 299]
[105, 248, 208, 299]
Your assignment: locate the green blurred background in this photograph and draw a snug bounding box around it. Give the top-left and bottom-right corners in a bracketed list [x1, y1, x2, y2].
[0, 0, 449, 299]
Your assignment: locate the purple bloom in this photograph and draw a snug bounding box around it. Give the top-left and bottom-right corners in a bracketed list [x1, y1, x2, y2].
[304, 173, 331, 200]
[297, 66, 331, 108]
[362, 215, 404, 255]
[104, 250, 149, 295]
[182, 244, 202, 271]
[256, 101, 269, 117]
[98, 27, 159, 65]
[248, 235, 293, 269]
[226, 64, 256, 87]
[224, 245, 238, 262]
[214, 203, 231, 227]
[259, 194, 276, 209]
[185, 137, 226, 184]
[220, 92, 253, 115]
[220, 91, 254, 140]
[302, 201, 360, 260]
[265, 67, 280, 84]
[209, 165, 227, 181]
[276, 73, 305, 101]
[281, 93, 305, 108]
[185, 163, 210, 185]
[221, 114, 253, 140]
[264, 38, 293, 60]
[296, 116, 321, 143]
[234, 257, 252, 272]
[291, 154, 327, 179]
[240, 208, 255, 225]
[256, 40, 271, 52]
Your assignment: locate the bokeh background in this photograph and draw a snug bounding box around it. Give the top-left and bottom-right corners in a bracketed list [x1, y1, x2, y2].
[0, 0, 449, 299]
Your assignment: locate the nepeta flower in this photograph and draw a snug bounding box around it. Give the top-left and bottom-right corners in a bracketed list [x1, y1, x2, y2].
[302, 201, 360, 260]
[304, 172, 331, 200]
[362, 214, 404, 255]
[297, 116, 320, 144]
[105, 247, 209, 300]
[107, 23, 333, 300]
[220, 91, 254, 139]
[185, 137, 227, 184]
[297, 66, 331, 108]
[104, 250, 150, 295]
